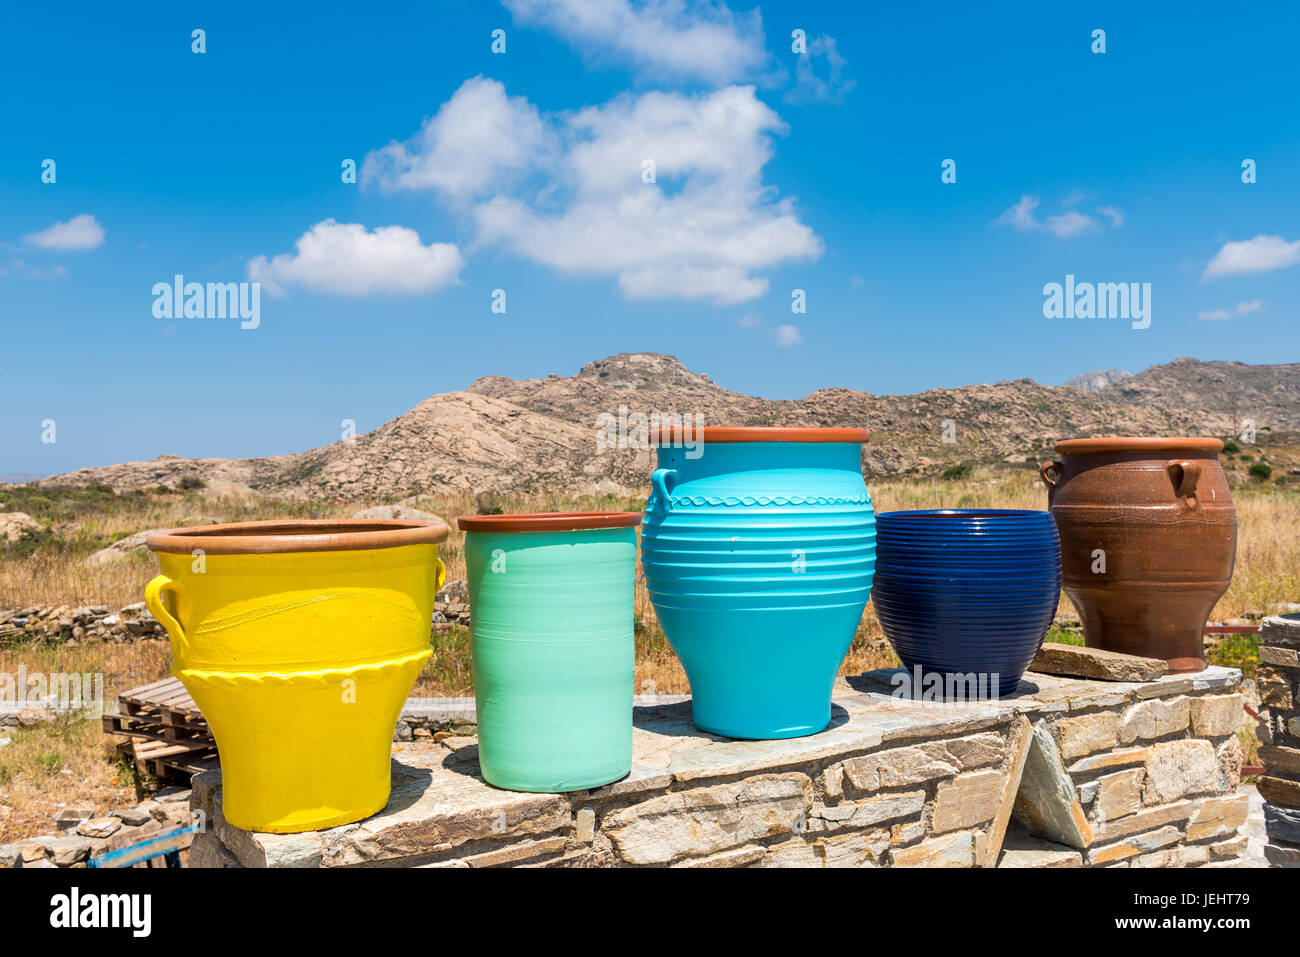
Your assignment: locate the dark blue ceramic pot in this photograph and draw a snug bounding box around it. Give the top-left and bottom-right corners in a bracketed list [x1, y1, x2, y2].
[872, 509, 1060, 699]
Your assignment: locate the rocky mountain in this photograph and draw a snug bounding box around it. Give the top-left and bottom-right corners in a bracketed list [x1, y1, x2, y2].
[1064, 369, 1133, 391]
[31, 353, 1300, 500]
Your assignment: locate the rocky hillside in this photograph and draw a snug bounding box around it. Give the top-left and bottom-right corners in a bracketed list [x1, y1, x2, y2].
[1064, 369, 1133, 391]
[28, 353, 1300, 500]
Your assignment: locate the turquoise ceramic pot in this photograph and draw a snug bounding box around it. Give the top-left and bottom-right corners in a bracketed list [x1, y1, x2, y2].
[640, 428, 875, 739]
[458, 512, 641, 792]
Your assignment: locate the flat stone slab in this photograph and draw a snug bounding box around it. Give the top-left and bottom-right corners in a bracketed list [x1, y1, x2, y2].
[1029, 642, 1168, 682]
[399, 694, 690, 727]
[998, 828, 1083, 868]
[851, 666, 1238, 714]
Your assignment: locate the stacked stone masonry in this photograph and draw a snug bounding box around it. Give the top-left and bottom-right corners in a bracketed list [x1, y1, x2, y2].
[1257, 614, 1300, 868]
[190, 665, 1249, 868]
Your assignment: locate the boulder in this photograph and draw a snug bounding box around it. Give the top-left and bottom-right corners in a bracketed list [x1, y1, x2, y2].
[0, 511, 41, 543]
[112, 804, 157, 827]
[36, 835, 93, 866]
[83, 530, 158, 567]
[76, 817, 122, 839]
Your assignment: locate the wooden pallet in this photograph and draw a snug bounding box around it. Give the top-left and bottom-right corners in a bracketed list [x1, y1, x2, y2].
[106, 677, 218, 785]
[116, 738, 219, 785]
[105, 678, 209, 735]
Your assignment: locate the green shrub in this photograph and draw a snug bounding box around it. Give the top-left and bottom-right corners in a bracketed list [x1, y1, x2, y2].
[1249, 462, 1273, 481]
[1207, 632, 1261, 679]
[1044, 625, 1084, 646]
[941, 463, 973, 481]
[1223, 439, 1240, 454]
[178, 475, 205, 490]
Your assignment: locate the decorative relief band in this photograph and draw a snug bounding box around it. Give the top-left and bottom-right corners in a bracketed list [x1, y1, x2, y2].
[651, 493, 873, 508]
[177, 648, 431, 688]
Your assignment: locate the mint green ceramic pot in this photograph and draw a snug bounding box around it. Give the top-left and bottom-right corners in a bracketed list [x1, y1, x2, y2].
[457, 512, 641, 793]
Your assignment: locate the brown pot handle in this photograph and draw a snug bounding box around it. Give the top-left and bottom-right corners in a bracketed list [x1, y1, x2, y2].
[1167, 459, 1201, 506]
[1040, 460, 1063, 488]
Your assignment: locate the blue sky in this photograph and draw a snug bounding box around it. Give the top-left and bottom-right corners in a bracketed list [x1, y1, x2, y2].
[2, 1, 1298, 475]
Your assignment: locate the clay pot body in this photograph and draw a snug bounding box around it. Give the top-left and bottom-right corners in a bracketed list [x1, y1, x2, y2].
[457, 512, 640, 793]
[640, 427, 876, 739]
[1042, 438, 1237, 673]
[872, 509, 1061, 699]
[145, 519, 448, 833]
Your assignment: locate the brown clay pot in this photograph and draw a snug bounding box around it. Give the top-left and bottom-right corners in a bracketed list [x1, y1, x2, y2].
[1041, 437, 1237, 673]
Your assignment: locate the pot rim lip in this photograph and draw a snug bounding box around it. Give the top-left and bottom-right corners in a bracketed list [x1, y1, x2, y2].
[457, 511, 643, 533]
[1054, 436, 1223, 454]
[650, 426, 869, 445]
[877, 508, 1052, 519]
[147, 518, 450, 555]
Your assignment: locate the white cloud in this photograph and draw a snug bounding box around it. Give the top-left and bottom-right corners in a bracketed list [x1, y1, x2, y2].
[247, 219, 464, 296]
[362, 77, 549, 198]
[1097, 205, 1125, 228]
[998, 195, 1122, 238]
[24, 214, 104, 251]
[785, 34, 855, 105]
[1044, 210, 1096, 238]
[365, 79, 821, 305]
[998, 195, 1040, 231]
[772, 323, 801, 346]
[736, 310, 761, 327]
[1204, 234, 1300, 278]
[503, 0, 767, 84]
[1197, 299, 1264, 320]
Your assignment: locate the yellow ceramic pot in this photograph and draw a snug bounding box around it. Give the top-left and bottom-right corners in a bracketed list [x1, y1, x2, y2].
[145, 519, 448, 833]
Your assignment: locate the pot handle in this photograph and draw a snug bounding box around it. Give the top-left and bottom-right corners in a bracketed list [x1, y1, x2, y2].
[431, 556, 447, 595]
[650, 468, 679, 516]
[145, 574, 190, 660]
[1039, 460, 1063, 488]
[1167, 459, 1202, 507]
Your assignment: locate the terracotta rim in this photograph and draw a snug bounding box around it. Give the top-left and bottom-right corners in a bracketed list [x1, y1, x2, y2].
[1055, 436, 1224, 455]
[457, 511, 642, 533]
[147, 518, 450, 555]
[650, 426, 869, 445]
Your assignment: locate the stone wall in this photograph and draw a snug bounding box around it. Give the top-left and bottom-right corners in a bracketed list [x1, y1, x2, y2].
[1257, 613, 1300, 867]
[190, 666, 1248, 868]
[0, 603, 166, 642]
[0, 789, 195, 868]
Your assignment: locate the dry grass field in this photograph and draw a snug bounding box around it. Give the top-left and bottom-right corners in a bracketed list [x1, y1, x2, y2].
[1, 464, 1296, 841]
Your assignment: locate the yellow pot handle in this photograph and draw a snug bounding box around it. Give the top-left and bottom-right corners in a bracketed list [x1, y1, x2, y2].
[145, 574, 190, 660]
[432, 556, 447, 595]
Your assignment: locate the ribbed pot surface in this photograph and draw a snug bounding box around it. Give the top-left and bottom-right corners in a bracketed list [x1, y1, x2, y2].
[872, 509, 1061, 699]
[465, 525, 635, 792]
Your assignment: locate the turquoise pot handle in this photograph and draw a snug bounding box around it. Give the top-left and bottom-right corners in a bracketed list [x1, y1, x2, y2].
[651, 468, 678, 516]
